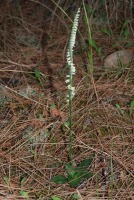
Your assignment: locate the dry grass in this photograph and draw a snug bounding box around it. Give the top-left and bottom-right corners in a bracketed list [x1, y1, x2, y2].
[0, 1, 134, 199]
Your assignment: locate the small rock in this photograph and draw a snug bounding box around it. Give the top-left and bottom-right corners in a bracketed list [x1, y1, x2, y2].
[104, 49, 133, 68]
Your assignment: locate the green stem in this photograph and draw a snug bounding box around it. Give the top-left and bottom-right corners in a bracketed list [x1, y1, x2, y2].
[69, 70, 73, 162]
[69, 96, 73, 162]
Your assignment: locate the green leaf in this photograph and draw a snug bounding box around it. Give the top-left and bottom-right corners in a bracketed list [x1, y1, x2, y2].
[19, 190, 28, 199]
[101, 28, 111, 36]
[20, 177, 26, 185]
[75, 169, 93, 179]
[68, 174, 81, 187]
[130, 100, 134, 114]
[81, 171, 93, 179]
[68, 169, 92, 187]
[124, 29, 129, 40]
[116, 104, 121, 109]
[65, 158, 93, 187]
[116, 104, 125, 115]
[50, 104, 56, 109]
[120, 19, 129, 36]
[51, 175, 68, 184]
[130, 100, 134, 109]
[3, 176, 9, 186]
[77, 158, 93, 168]
[122, 19, 129, 29]
[63, 121, 70, 128]
[66, 164, 76, 177]
[51, 195, 61, 200]
[89, 38, 97, 49]
[72, 193, 80, 199]
[34, 68, 43, 87]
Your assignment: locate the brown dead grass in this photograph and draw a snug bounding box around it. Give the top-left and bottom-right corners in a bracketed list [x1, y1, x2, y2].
[0, 1, 134, 200]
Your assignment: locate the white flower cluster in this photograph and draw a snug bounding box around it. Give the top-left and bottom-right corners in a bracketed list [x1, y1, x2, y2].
[66, 8, 80, 102]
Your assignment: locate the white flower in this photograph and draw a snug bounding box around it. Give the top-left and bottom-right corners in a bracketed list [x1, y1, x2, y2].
[71, 65, 76, 74]
[65, 79, 70, 84]
[66, 8, 80, 103]
[67, 85, 75, 91]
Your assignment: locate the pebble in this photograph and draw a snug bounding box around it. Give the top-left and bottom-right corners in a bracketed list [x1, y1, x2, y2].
[104, 49, 133, 68]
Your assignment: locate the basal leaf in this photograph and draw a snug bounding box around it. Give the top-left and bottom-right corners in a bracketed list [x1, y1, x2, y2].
[68, 170, 88, 187]
[66, 164, 76, 177]
[68, 169, 93, 188]
[51, 175, 68, 184]
[74, 170, 92, 179]
[82, 171, 93, 179]
[77, 158, 93, 169]
[68, 175, 81, 187]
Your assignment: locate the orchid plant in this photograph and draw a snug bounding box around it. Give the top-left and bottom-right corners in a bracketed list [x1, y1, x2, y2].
[52, 8, 93, 188]
[66, 8, 80, 162]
